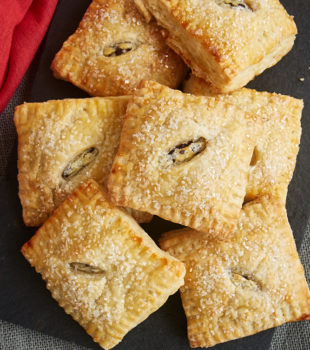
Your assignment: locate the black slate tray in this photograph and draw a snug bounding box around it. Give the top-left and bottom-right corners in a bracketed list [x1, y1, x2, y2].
[0, 0, 309, 349]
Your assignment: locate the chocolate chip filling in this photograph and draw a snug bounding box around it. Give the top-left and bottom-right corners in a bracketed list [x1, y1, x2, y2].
[217, 0, 252, 11]
[162, 137, 207, 167]
[70, 262, 105, 275]
[62, 147, 99, 180]
[231, 268, 261, 290]
[103, 41, 139, 57]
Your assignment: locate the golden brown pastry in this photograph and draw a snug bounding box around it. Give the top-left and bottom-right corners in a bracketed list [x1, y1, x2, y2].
[184, 75, 303, 202]
[51, 0, 186, 97]
[22, 179, 185, 350]
[160, 196, 310, 348]
[135, 0, 297, 92]
[108, 80, 263, 239]
[14, 96, 152, 226]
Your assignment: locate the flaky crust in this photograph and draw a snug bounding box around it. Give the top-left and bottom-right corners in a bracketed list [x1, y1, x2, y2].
[135, 0, 297, 92]
[51, 0, 186, 97]
[22, 180, 185, 350]
[184, 75, 303, 202]
[108, 81, 263, 239]
[160, 196, 310, 348]
[14, 96, 151, 226]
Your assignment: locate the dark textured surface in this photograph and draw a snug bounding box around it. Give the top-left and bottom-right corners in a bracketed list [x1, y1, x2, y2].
[0, 0, 309, 349]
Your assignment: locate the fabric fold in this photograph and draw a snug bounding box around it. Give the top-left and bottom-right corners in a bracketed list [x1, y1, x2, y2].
[0, 0, 58, 113]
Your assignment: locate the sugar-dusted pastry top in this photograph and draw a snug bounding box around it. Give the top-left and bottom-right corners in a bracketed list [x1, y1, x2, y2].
[160, 196, 310, 348]
[108, 80, 264, 239]
[135, 0, 296, 92]
[14, 96, 152, 226]
[184, 75, 303, 202]
[22, 180, 185, 350]
[51, 0, 186, 97]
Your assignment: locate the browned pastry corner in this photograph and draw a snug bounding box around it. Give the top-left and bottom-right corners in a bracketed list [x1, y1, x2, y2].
[51, 0, 187, 97]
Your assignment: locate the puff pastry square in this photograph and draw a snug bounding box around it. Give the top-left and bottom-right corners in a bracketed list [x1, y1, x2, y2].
[51, 0, 186, 97]
[184, 75, 303, 202]
[135, 0, 297, 92]
[108, 80, 263, 239]
[14, 96, 152, 226]
[160, 196, 310, 348]
[22, 180, 185, 350]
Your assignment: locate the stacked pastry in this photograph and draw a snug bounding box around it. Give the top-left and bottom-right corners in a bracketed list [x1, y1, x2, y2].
[15, 0, 310, 349]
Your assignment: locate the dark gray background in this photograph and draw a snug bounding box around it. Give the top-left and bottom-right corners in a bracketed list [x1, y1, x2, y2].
[0, 0, 309, 349]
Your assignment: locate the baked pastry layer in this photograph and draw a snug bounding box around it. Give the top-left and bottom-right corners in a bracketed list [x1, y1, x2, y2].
[108, 80, 263, 239]
[14, 96, 152, 226]
[184, 75, 303, 202]
[51, 0, 186, 96]
[160, 196, 310, 348]
[135, 0, 297, 92]
[22, 180, 185, 350]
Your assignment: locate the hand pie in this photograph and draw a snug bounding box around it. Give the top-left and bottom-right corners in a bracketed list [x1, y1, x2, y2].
[51, 0, 186, 97]
[21, 180, 185, 350]
[14, 96, 152, 226]
[107, 80, 263, 239]
[160, 196, 310, 348]
[135, 0, 297, 92]
[183, 75, 303, 202]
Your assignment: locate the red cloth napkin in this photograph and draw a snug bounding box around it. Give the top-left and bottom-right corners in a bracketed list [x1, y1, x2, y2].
[0, 0, 58, 113]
